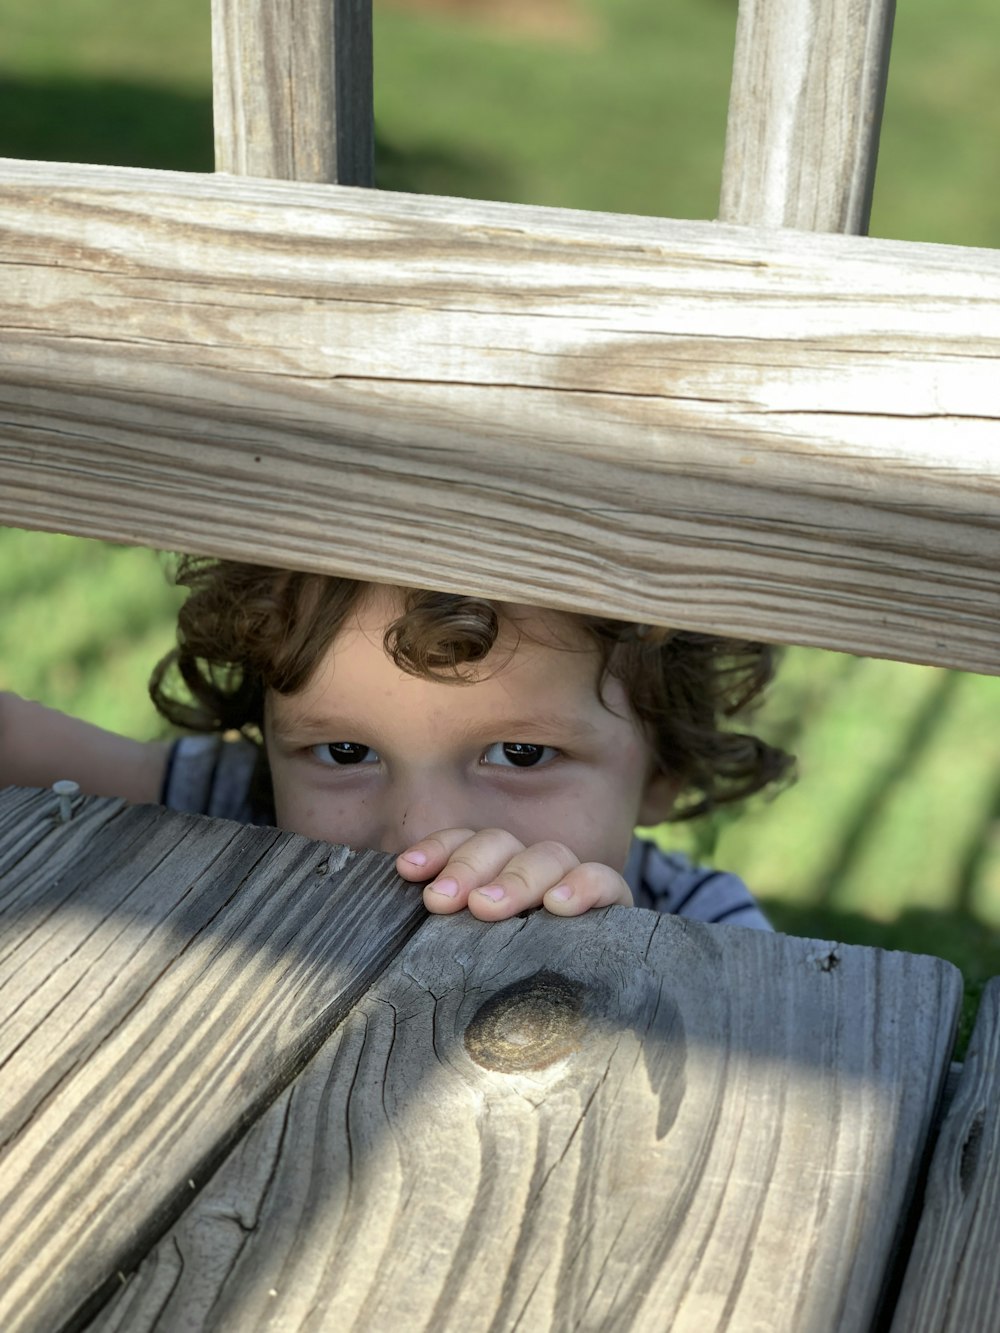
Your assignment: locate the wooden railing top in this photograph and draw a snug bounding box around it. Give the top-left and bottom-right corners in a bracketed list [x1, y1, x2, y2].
[1, 157, 998, 674]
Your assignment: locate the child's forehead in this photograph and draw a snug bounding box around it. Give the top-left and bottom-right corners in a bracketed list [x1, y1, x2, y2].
[273, 584, 637, 738]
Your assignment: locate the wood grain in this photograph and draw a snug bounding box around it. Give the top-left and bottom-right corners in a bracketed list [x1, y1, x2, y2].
[0, 786, 425, 1332]
[720, 0, 895, 233]
[1, 159, 998, 673]
[889, 977, 1000, 1332]
[90, 909, 962, 1332]
[212, 0, 373, 185]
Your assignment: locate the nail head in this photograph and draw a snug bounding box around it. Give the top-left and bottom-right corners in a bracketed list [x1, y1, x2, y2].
[52, 779, 81, 822]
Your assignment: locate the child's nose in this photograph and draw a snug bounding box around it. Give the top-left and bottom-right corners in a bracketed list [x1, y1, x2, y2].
[377, 780, 472, 854]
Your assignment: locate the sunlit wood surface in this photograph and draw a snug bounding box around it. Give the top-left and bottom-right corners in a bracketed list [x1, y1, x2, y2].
[0, 788, 424, 1331]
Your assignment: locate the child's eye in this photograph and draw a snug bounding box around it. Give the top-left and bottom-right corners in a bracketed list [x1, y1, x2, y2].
[481, 742, 559, 769]
[311, 742, 379, 766]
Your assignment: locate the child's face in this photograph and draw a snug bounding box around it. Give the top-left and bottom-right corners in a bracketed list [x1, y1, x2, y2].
[264, 588, 673, 869]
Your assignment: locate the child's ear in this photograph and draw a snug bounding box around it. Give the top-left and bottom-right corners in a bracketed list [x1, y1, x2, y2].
[637, 768, 681, 827]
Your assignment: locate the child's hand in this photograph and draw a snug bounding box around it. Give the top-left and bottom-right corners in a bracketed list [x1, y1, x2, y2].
[395, 828, 633, 921]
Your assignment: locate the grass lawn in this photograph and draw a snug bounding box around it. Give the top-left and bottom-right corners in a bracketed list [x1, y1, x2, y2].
[2, 0, 999, 1050]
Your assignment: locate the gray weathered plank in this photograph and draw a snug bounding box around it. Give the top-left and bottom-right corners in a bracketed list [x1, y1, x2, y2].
[720, 0, 895, 233]
[889, 977, 1000, 1332]
[1, 159, 998, 673]
[91, 910, 962, 1332]
[212, 0, 373, 185]
[0, 786, 425, 1332]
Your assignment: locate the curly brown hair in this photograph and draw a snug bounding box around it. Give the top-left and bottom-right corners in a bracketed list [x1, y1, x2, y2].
[150, 556, 794, 822]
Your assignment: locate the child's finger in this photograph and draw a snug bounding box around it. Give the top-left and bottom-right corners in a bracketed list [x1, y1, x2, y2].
[402, 827, 529, 914]
[463, 839, 583, 921]
[395, 827, 477, 881]
[541, 863, 634, 916]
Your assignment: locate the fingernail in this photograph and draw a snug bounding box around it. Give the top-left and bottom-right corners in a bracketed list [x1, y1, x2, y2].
[400, 849, 428, 867]
[475, 885, 506, 902]
[429, 877, 458, 898]
[549, 884, 572, 901]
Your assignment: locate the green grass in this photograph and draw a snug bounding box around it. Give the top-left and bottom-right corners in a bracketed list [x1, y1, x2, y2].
[2, 0, 999, 1052]
[372, 0, 738, 220]
[873, 0, 1000, 247]
[0, 533, 182, 739]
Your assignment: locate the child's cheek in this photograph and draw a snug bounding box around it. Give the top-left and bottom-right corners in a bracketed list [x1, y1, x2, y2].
[532, 794, 636, 874]
[287, 790, 380, 852]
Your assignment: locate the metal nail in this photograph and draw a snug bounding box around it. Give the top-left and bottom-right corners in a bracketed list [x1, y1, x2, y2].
[52, 779, 80, 823]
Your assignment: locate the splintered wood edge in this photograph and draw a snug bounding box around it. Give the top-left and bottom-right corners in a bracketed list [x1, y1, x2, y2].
[889, 977, 1000, 1332]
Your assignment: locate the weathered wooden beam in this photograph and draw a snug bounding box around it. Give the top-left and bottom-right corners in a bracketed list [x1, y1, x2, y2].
[89, 908, 961, 1332]
[1, 158, 998, 673]
[212, 0, 374, 185]
[720, 0, 895, 233]
[0, 787, 425, 1332]
[889, 977, 1000, 1331]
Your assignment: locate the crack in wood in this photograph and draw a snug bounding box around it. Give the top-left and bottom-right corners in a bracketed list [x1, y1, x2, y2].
[958, 1111, 985, 1194]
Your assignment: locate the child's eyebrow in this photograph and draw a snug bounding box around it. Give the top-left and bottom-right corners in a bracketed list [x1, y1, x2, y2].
[268, 709, 600, 741]
[268, 710, 368, 740]
[469, 713, 600, 740]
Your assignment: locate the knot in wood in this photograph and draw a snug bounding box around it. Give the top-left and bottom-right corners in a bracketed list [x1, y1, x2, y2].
[463, 970, 588, 1072]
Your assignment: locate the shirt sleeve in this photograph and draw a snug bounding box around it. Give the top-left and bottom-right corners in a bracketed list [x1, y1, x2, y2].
[161, 734, 262, 824]
[624, 837, 773, 931]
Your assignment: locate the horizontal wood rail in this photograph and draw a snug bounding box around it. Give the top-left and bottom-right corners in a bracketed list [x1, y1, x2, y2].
[1, 158, 998, 673]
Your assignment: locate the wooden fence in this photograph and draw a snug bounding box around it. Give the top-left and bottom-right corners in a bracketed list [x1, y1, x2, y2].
[1, 0, 1000, 1329]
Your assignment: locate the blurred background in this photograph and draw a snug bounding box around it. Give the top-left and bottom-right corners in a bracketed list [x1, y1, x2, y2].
[2, 0, 999, 1044]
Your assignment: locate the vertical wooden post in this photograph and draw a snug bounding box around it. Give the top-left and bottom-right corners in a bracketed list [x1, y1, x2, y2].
[719, 0, 895, 233]
[211, 0, 374, 186]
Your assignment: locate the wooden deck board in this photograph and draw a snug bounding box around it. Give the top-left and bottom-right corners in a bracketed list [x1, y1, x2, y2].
[90, 907, 962, 1332]
[0, 787, 426, 1332]
[890, 976, 1000, 1332]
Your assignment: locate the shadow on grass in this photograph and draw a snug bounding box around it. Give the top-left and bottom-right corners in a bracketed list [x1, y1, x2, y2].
[0, 74, 215, 171]
[0, 73, 508, 199]
[762, 898, 1000, 1058]
[813, 669, 961, 908]
[955, 765, 1000, 917]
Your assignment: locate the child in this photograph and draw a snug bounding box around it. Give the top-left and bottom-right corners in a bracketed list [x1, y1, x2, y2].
[1, 556, 792, 926]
